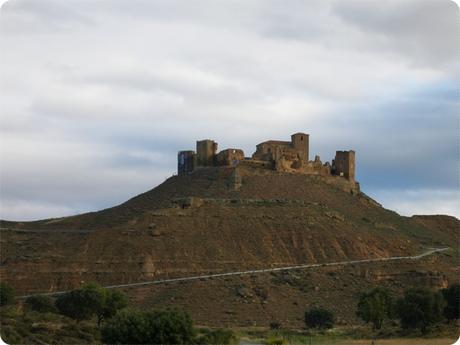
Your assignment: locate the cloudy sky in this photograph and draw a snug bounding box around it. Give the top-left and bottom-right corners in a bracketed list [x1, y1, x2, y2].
[0, 0, 459, 221]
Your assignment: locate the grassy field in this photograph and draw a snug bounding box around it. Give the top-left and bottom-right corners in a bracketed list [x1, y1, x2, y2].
[332, 339, 458, 345]
[234, 325, 460, 345]
[2, 304, 459, 344]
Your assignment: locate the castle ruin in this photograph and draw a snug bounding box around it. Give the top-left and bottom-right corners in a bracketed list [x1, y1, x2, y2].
[178, 132, 356, 182]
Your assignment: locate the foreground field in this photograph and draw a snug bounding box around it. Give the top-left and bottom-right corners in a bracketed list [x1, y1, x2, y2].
[332, 339, 457, 345]
[236, 326, 460, 345]
[2, 301, 459, 345]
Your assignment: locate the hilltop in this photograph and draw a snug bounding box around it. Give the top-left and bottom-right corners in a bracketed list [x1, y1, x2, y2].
[0, 134, 459, 327]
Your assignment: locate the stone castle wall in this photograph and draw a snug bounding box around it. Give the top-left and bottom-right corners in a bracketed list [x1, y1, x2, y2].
[177, 132, 356, 184]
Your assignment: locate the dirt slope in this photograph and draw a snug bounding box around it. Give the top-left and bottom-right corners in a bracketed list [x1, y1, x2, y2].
[0, 166, 458, 326]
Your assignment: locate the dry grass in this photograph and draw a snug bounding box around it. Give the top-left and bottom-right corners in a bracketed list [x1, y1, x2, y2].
[334, 338, 458, 345]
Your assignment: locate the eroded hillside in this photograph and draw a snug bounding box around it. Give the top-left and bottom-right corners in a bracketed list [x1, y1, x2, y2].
[0, 166, 458, 325]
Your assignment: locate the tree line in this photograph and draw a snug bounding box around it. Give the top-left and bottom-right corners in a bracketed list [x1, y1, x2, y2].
[303, 284, 459, 334]
[0, 282, 237, 344]
[1, 282, 459, 343]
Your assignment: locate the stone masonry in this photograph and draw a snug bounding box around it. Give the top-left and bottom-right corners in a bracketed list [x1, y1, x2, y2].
[177, 132, 356, 183]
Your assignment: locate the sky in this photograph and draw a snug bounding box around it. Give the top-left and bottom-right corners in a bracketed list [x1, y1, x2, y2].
[0, 0, 459, 221]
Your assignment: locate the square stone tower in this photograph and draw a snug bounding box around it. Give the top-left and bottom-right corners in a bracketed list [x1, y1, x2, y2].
[334, 150, 355, 181]
[291, 132, 309, 162]
[177, 150, 196, 175]
[196, 139, 218, 167]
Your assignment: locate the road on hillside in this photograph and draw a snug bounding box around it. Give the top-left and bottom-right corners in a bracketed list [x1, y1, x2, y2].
[17, 247, 449, 298]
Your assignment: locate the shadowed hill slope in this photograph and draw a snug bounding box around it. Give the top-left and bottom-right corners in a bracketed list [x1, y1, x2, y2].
[1, 166, 458, 301]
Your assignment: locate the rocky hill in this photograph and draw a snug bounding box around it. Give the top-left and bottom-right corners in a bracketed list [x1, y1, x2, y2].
[1, 165, 458, 327]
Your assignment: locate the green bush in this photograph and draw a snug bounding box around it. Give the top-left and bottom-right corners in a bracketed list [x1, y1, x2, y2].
[99, 289, 128, 326]
[0, 304, 20, 319]
[55, 283, 127, 324]
[101, 308, 195, 345]
[441, 283, 460, 321]
[305, 307, 334, 329]
[356, 287, 394, 330]
[24, 295, 57, 313]
[56, 286, 104, 322]
[269, 321, 282, 330]
[0, 282, 15, 306]
[198, 329, 238, 345]
[1, 303, 101, 344]
[101, 309, 146, 344]
[396, 288, 445, 333]
[1, 327, 22, 345]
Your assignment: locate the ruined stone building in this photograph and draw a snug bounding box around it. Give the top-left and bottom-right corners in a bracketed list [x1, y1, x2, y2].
[252, 133, 309, 163]
[177, 132, 356, 183]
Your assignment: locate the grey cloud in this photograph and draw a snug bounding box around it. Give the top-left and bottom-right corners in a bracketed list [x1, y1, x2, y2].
[0, 0, 458, 220]
[0, 199, 79, 221]
[371, 189, 460, 218]
[0, 141, 173, 221]
[315, 82, 459, 191]
[332, 0, 460, 68]
[1, 0, 95, 34]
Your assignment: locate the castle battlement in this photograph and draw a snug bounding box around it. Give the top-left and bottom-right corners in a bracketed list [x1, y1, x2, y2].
[178, 133, 356, 182]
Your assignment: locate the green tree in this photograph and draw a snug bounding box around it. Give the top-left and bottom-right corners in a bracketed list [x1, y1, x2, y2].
[55, 283, 127, 325]
[356, 287, 394, 330]
[304, 307, 334, 329]
[101, 308, 195, 344]
[98, 290, 128, 326]
[101, 309, 147, 344]
[0, 282, 15, 306]
[441, 283, 460, 321]
[24, 295, 57, 313]
[396, 288, 445, 333]
[55, 283, 105, 322]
